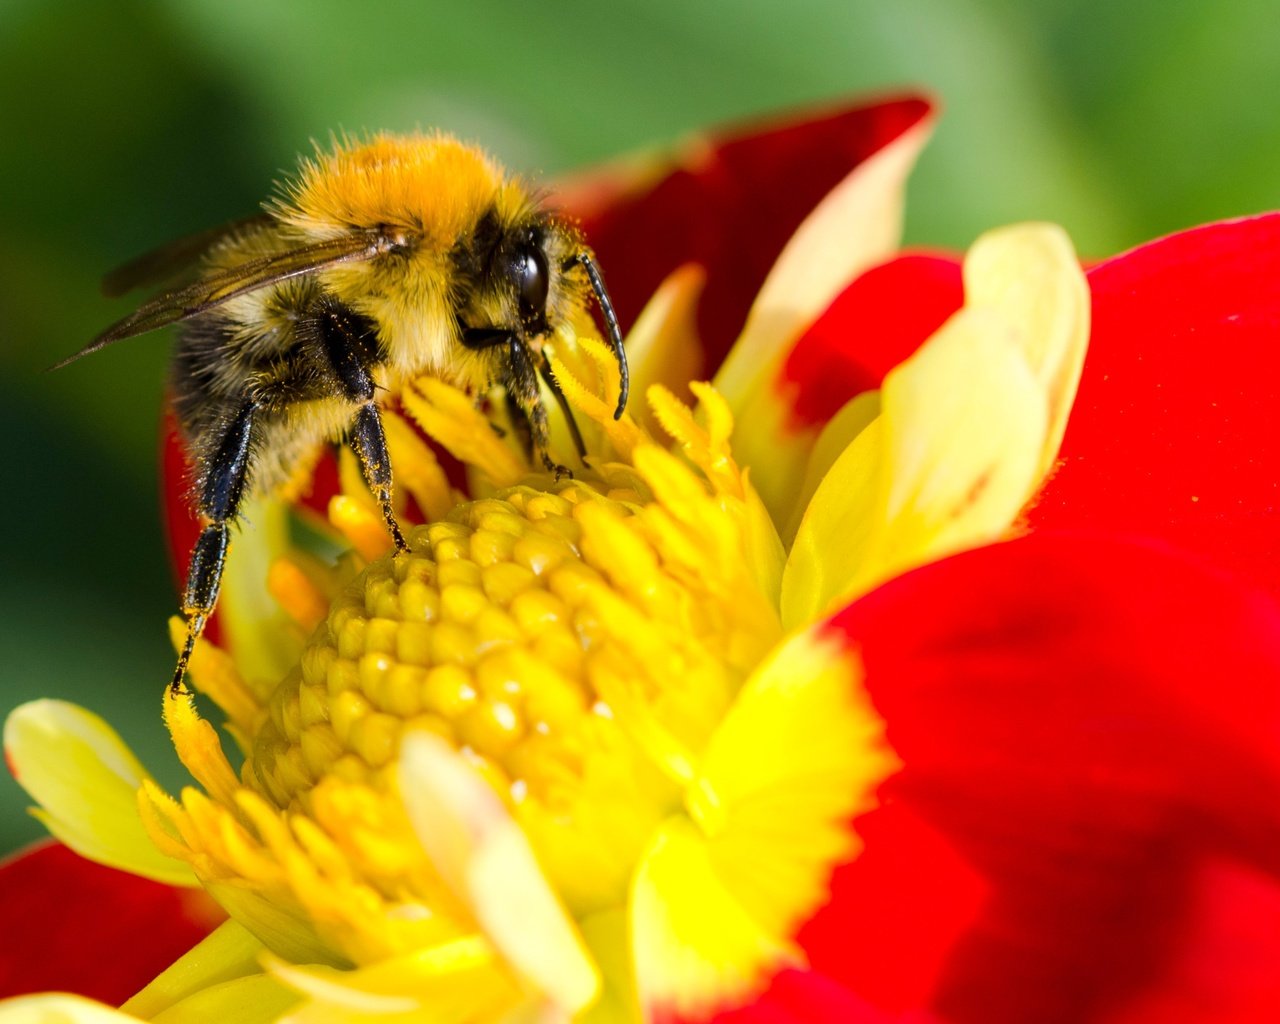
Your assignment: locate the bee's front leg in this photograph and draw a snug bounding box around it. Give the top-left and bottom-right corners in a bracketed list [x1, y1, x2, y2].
[505, 336, 570, 479]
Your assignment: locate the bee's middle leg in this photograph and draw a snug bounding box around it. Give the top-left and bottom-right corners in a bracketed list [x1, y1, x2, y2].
[315, 299, 407, 552]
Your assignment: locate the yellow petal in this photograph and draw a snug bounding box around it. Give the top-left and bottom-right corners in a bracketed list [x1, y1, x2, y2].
[123, 919, 268, 1019]
[0, 995, 141, 1024]
[263, 939, 522, 1024]
[151, 974, 298, 1024]
[402, 377, 526, 488]
[631, 816, 800, 1021]
[961, 222, 1090, 481]
[327, 495, 394, 563]
[163, 687, 242, 809]
[398, 731, 601, 1014]
[3, 700, 197, 886]
[782, 306, 1046, 627]
[577, 909, 641, 1024]
[633, 628, 894, 1020]
[715, 108, 935, 522]
[783, 389, 881, 544]
[382, 408, 457, 523]
[166, 616, 261, 743]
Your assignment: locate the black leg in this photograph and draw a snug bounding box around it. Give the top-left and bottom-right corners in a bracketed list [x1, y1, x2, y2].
[462, 321, 579, 474]
[536, 352, 587, 461]
[312, 298, 407, 552]
[503, 391, 535, 463]
[506, 336, 569, 479]
[564, 251, 628, 419]
[349, 403, 407, 551]
[172, 402, 255, 692]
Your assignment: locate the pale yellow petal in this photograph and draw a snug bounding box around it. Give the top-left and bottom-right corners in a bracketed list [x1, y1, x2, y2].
[962, 222, 1090, 481]
[123, 919, 268, 1019]
[880, 306, 1046, 559]
[0, 995, 142, 1024]
[203, 881, 344, 968]
[781, 306, 1046, 627]
[715, 109, 935, 521]
[740, 470, 786, 609]
[398, 731, 601, 1014]
[618, 264, 707, 437]
[577, 909, 641, 1024]
[3, 700, 197, 886]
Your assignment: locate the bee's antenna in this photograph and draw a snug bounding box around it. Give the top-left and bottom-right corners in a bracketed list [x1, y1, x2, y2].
[568, 251, 628, 419]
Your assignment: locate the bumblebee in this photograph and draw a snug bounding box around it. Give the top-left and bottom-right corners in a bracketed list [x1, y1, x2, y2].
[60, 133, 628, 691]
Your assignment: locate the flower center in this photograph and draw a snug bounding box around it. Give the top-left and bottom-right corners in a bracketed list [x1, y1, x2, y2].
[243, 463, 777, 924]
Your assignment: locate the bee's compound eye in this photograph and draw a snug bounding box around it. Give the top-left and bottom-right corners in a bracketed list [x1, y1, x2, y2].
[515, 243, 549, 325]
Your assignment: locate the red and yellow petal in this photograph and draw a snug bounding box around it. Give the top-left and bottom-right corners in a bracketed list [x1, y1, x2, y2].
[804, 531, 1280, 1023]
[0, 843, 222, 1004]
[1030, 212, 1280, 600]
[780, 224, 1087, 622]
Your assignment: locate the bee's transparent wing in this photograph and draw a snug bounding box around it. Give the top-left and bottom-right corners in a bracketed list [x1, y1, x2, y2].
[58, 232, 393, 368]
[101, 213, 275, 298]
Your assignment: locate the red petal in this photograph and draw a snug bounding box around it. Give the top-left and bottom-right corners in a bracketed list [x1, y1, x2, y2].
[1029, 212, 1280, 601]
[779, 251, 964, 428]
[704, 968, 900, 1024]
[568, 95, 935, 377]
[795, 532, 1280, 1023]
[0, 841, 223, 1004]
[160, 408, 198, 596]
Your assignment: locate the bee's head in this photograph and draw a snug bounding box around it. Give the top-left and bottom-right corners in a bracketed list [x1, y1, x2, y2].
[456, 208, 627, 417]
[455, 210, 576, 338]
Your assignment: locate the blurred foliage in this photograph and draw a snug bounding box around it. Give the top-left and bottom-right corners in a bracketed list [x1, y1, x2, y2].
[2, 0, 1278, 854]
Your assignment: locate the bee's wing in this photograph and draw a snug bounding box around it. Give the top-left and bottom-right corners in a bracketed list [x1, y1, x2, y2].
[101, 213, 275, 298]
[57, 232, 392, 369]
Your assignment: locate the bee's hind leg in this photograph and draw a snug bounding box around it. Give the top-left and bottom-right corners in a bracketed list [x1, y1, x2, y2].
[173, 401, 256, 693]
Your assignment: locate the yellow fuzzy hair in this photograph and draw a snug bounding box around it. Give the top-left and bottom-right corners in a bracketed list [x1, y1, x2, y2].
[272, 132, 529, 247]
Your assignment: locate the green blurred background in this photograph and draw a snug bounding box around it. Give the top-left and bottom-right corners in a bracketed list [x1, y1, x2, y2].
[3, 0, 1278, 855]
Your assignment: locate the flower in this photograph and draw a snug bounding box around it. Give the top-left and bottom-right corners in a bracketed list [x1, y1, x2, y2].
[5, 93, 1280, 1024]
